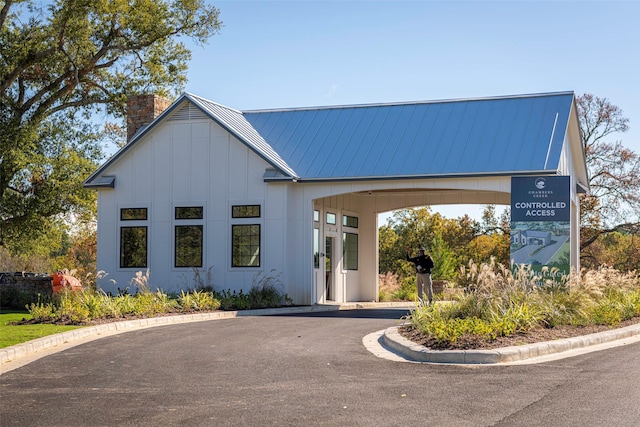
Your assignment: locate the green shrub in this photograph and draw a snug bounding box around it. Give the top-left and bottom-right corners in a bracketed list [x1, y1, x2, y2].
[27, 301, 56, 320]
[591, 300, 623, 326]
[409, 304, 494, 343]
[539, 290, 590, 327]
[210, 271, 290, 310]
[248, 270, 290, 308]
[57, 291, 90, 323]
[178, 289, 220, 311]
[408, 261, 640, 346]
[214, 289, 249, 310]
[80, 290, 107, 319]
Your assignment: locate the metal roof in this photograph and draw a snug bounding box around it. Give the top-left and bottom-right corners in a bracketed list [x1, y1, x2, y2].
[185, 94, 298, 177]
[241, 92, 576, 181]
[85, 91, 581, 187]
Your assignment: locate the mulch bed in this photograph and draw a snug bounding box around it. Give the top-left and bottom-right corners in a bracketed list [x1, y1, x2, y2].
[12, 310, 212, 326]
[399, 316, 640, 350]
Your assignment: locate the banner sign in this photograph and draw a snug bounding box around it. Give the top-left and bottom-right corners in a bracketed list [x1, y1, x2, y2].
[511, 176, 570, 221]
[510, 176, 571, 282]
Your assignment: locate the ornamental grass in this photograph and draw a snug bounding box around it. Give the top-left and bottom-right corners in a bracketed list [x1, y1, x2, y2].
[408, 259, 640, 346]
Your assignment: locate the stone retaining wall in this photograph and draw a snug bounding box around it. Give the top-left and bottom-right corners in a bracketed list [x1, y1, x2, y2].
[0, 273, 53, 307]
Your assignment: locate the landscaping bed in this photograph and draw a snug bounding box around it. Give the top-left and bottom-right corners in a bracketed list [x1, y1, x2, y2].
[400, 316, 640, 350]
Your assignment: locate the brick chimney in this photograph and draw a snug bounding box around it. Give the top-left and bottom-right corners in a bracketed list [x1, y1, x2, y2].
[126, 94, 172, 141]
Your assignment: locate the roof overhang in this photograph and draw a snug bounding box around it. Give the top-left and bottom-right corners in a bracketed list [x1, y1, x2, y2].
[264, 169, 562, 183]
[83, 175, 115, 188]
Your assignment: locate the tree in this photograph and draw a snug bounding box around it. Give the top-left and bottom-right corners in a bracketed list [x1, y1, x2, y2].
[0, 114, 102, 247]
[0, 0, 222, 247]
[577, 94, 639, 229]
[378, 224, 401, 274]
[429, 231, 457, 281]
[377, 207, 504, 283]
[576, 94, 640, 266]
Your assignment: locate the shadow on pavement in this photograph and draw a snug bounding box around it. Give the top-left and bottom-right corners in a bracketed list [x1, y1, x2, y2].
[269, 308, 412, 320]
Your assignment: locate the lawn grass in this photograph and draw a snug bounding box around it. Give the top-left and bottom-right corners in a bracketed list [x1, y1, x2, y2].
[0, 311, 82, 349]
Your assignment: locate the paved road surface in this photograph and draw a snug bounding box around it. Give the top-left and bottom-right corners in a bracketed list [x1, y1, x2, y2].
[1, 308, 639, 426]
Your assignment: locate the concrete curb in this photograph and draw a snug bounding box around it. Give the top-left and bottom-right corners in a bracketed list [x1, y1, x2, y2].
[0, 306, 322, 366]
[382, 322, 640, 364]
[1, 302, 413, 367]
[12, 302, 635, 367]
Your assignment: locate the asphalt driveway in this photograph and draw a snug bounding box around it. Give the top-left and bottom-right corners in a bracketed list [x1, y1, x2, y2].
[2, 308, 640, 426]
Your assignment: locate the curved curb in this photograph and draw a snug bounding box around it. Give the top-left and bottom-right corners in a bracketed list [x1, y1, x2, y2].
[383, 323, 640, 364]
[0, 302, 412, 370]
[0, 305, 339, 369]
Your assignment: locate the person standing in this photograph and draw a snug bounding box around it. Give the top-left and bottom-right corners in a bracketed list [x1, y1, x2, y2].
[405, 245, 435, 304]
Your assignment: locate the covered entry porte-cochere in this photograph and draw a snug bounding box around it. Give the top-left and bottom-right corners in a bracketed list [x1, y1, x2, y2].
[87, 91, 587, 306]
[309, 180, 517, 305]
[269, 92, 588, 306]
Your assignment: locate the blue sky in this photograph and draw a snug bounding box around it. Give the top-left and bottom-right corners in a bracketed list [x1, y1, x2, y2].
[182, 0, 639, 222]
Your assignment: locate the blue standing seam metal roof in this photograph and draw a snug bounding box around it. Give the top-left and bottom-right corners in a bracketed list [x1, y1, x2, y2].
[84, 91, 577, 187]
[239, 92, 575, 181]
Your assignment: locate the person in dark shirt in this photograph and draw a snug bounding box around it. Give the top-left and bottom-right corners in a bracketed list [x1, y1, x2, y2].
[405, 245, 435, 304]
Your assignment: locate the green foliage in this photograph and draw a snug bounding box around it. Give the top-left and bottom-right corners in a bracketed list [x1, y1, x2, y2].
[0, 311, 80, 348]
[178, 289, 220, 311]
[378, 272, 417, 302]
[378, 206, 510, 287]
[249, 270, 291, 308]
[408, 261, 640, 346]
[188, 266, 215, 291]
[1, 0, 222, 251]
[1, 116, 102, 250]
[378, 225, 402, 274]
[429, 231, 457, 281]
[539, 290, 591, 327]
[24, 269, 293, 323]
[214, 270, 291, 310]
[26, 301, 57, 321]
[588, 288, 640, 326]
[409, 305, 495, 344]
[216, 289, 251, 311]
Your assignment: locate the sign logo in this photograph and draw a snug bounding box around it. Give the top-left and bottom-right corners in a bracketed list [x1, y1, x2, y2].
[535, 178, 546, 190]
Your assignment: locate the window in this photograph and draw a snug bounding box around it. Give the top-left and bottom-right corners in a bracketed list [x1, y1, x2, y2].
[343, 215, 358, 228]
[314, 210, 320, 222]
[175, 206, 203, 219]
[326, 212, 336, 225]
[231, 204, 262, 267]
[121, 208, 147, 221]
[175, 226, 203, 267]
[343, 232, 358, 270]
[313, 228, 320, 268]
[232, 205, 260, 218]
[120, 226, 147, 268]
[175, 206, 204, 268]
[232, 224, 260, 267]
[120, 207, 148, 268]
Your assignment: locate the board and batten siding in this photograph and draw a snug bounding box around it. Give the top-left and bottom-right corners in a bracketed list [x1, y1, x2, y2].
[96, 115, 290, 298]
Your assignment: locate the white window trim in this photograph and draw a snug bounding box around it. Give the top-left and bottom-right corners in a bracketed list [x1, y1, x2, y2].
[117, 203, 151, 272]
[172, 203, 206, 270]
[228, 200, 264, 270]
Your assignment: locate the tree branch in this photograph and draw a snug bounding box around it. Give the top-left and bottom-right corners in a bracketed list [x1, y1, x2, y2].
[580, 222, 640, 250]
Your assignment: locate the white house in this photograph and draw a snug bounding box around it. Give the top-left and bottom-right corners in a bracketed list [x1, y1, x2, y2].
[511, 229, 553, 246]
[84, 91, 589, 305]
